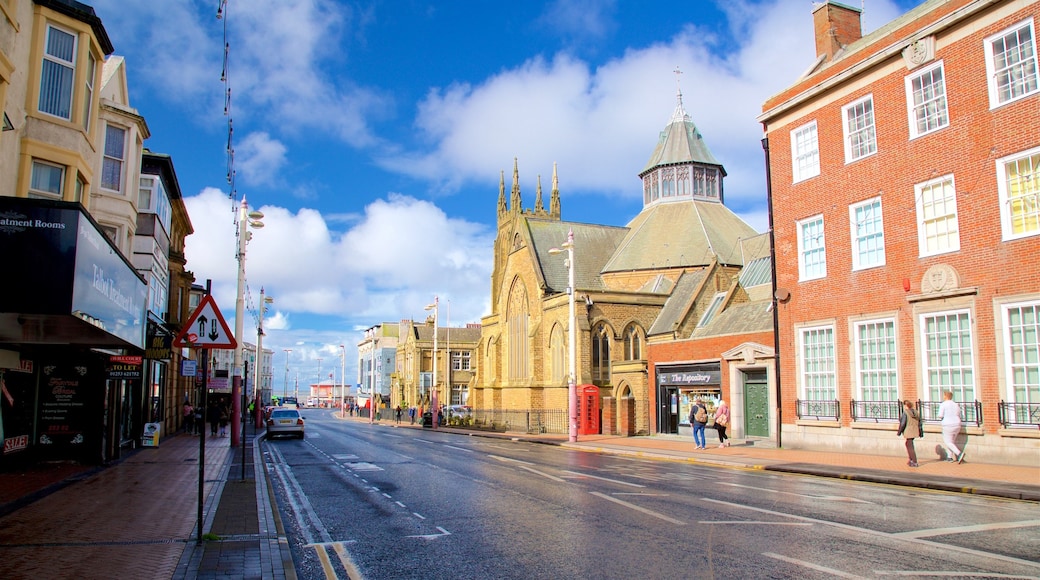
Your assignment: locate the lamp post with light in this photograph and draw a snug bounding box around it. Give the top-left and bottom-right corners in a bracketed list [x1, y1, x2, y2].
[232, 198, 264, 447]
[253, 288, 273, 427]
[549, 230, 578, 442]
[425, 297, 439, 428]
[339, 344, 346, 417]
[316, 357, 322, 405]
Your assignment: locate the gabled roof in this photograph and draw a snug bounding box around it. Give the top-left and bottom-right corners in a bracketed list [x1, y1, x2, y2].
[690, 301, 773, 339]
[527, 219, 628, 294]
[647, 269, 707, 337]
[640, 91, 723, 175]
[604, 200, 759, 273]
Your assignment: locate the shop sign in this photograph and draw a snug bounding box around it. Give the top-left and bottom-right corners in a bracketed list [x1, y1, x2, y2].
[181, 359, 197, 377]
[38, 363, 90, 447]
[658, 370, 721, 386]
[146, 323, 173, 360]
[107, 356, 142, 380]
[141, 422, 161, 447]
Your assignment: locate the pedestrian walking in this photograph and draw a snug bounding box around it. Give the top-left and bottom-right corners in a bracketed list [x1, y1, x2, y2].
[395, 405, 403, 424]
[714, 399, 730, 448]
[689, 397, 708, 450]
[218, 405, 229, 437]
[409, 406, 416, 424]
[938, 390, 965, 463]
[182, 400, 193, 434]
[897, 399, 923, 467]
[208, 401, 220, 436]
[194, 405, 204, 435]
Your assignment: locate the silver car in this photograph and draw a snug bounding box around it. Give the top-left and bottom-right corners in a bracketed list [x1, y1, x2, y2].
[266, 408, 305, 439]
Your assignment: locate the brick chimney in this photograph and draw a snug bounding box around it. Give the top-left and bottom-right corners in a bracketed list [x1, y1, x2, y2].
[813, 1, 863, 61]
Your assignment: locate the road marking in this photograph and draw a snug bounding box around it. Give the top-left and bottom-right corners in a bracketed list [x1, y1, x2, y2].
[519, 465, 567, 482]
[762, 552, 866, 579]
[395, 501, 407, 508]
[590, 491, 686, 525]
[614, 493, 670, 497]
[873, 572, 1040, 578]
[331, 541, 365, 580]
[703, 521, 812, 526]
[720, 481, 871, 503]
[333, 454, 359, 461]
[413, 513, 426, 520]
[345, 462, 383, 472]
[704, 498, 1040, 570]
[893, 519, 1040, 539]
[406, 527, 451, 540]
[488, 454, 534, 465]
[442, 444, 473, 453]
[560, 470, 645, 488]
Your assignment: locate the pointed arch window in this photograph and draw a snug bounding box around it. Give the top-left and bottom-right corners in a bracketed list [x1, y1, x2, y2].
[623, 324, 643, 360]
[507, 283, 529, 381]
[550, 325, 566, 384]
[592, 323, 612, 383]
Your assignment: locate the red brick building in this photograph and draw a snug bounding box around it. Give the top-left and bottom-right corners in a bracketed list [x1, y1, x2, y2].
[759, 0, 1040, 465]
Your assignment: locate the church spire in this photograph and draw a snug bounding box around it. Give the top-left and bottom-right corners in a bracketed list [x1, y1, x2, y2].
[535, 175, 544, 212]
[550, 162, 561, 219]
[671, 66, 690, 124]
[510, 157, 522, 213]
[497, 170, 507, 217]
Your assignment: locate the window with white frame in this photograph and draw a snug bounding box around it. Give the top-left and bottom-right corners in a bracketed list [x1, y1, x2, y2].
[922, 310, 975, 402]
[29, 160, 64, 198]
[790, 121, 820, 182]
[797, 215, 826, 281]
[39, 25, 76, 120]
[906, 61, 948, 137]
[984, 18, 1038, 108]
[82, 51, 96, 130]
[800, 325, 835, 401]
[850, 198, 885, 270]
[843, 95, 877, 162]
[101, 124, 126, 192]
[855, 319, 897, 401]
[916, 175, 960, 256]
[1003, 300, 1040, 405]
[451, 350, 471, 371]
[997, 147, 1040, 239]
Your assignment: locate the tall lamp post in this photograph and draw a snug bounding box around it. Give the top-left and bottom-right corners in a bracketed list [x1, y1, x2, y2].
[316, 357, 322, 405]
[339, 344, 346, 417]
[282, 348, 292, 399]
[549, 230, 578, 442]
[254, 288, 274, 427]
[425, 297, 439, 428]
[232, 198, 264, 447]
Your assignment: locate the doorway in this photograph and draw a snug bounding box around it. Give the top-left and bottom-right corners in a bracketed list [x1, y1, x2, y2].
[742, 370, 768, 438]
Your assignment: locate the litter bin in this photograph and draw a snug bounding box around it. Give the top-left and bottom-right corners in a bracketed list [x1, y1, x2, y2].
[421, 412, 433, 428]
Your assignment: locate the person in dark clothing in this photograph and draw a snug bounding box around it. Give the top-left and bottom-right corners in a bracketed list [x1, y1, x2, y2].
[208, 402, 221, 436]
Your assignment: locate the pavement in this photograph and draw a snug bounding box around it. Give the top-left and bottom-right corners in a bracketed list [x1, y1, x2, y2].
[0, 413, 1037, 580]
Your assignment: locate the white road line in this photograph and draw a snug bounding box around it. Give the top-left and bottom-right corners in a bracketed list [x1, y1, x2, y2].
[705, 521, 812, 526]
[590, 491, 686, 525]
[762, 552, 867, 579]
[395, 501, 407, 508]
[560, 470, 646, 488]
[413, 513, 425, 520]
[893, 519, 1040, 539]
[519, 465, 567, 482]
[874, 572, 1040, 578]
[442, 444, 473, 453]
[720, 481, 871, 503]
[488, 454, 535, 465]
[704, 498, 1040, 570]
[332, 541, 365, 580]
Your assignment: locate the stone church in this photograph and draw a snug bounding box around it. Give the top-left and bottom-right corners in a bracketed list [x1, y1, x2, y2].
[472, 88, 769, 436]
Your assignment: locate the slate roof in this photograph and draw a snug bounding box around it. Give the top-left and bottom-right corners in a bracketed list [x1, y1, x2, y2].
[647, 270, 706, 337]
[690, 301, 773, 339]
[640, 92, 724, 175]
[527, 219, 628, 294]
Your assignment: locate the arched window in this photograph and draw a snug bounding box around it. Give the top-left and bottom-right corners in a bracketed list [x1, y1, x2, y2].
[591, 323, 612, 383]
[623, 324, 643, 360]
[550, 324, 566, 384]
[484, 338, 496, 386]
[507, 281, 529, 381]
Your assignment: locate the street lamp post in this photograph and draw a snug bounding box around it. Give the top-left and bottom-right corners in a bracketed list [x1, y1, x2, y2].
[283, 348, 292, 399]
[425, 297, 439, 428]
[550, 230, 578, 442]
[254, 288, 274, 427]
[232, 198, 264, 447]
[339, 344, 346, 418]
[316, 357, 322, 405]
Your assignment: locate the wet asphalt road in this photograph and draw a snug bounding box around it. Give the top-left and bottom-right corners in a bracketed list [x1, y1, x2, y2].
[263, 409, 1040, 580]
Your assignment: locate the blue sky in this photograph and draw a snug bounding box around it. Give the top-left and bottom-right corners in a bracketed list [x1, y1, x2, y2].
[88, 0, 920, 391]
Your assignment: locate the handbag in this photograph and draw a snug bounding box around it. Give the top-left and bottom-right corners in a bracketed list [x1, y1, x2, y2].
[716, 412, 728, 426]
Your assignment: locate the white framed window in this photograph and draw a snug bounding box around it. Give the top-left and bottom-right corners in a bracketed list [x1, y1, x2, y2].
[916, 175, 960, 256]
[906, 61, 948, 138]
[997, 146, 1040, 240]
[29, 160, 64, 198]
[1003, 300, 1040, 404]
[139, 176, 154, 210]
[101, 124, 126, 192]
[39, 24, 76, 120]
[451, 350, 471, 371]
[850, 197, 885, 270]
[82, 51, 96, 130]
[921, 310, 975, 402]
[799, 325, 835, 401]
[984, 18, 1038, 108]
[843, 95, 877, 162]
[854, 319, 898, 401]
[790, 121, 820, 182]
[797, 215, 826, 281]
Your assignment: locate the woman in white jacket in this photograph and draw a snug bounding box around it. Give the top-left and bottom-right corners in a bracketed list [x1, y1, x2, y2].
[938, 391, 965, 463]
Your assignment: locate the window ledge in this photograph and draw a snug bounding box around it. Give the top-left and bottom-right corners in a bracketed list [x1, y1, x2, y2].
[998, 428, 1040, 439]
[851, 421, 897, 431]
[795, 419, 840, 428]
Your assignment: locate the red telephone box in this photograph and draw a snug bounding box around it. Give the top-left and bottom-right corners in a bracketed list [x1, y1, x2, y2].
[577, 385, 600, 435]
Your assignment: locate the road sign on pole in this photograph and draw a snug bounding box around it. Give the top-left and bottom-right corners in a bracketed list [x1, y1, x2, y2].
[173, 295, 237, 349]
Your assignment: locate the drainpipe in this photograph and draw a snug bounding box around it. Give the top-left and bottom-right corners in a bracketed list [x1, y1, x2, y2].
[762, 136, 782, 449]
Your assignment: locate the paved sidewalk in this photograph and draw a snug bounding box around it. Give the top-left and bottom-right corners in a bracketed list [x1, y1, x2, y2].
[1, 413, 1037, 579]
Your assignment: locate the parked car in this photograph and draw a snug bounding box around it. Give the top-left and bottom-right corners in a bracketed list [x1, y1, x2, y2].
[279, 396, 299, 409]
[266, 408, 305, 439]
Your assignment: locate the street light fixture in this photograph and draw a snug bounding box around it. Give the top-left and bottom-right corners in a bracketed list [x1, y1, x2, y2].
[549, 229, 578, 442]
[425, 297, 439, 428]
[254, 288, 274, 427]
[232, 198, 264, 447]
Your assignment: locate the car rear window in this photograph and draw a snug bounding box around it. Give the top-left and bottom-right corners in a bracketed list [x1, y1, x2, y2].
[271, 410, 299, 419]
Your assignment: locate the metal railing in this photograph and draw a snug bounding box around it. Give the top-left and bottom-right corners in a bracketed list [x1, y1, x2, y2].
[850, 399, 901, 423]
[795, 399, 840, 421]
[469, 409, 569, 434]
[998, 401, 1040, 429]
[918, 400, 982, 426]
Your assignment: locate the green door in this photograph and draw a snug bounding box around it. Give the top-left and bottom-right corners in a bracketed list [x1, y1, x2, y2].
[743, 370, 769, 438]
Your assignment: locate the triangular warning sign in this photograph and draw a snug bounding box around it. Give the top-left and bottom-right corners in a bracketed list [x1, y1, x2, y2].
[173, 295, 238, 349]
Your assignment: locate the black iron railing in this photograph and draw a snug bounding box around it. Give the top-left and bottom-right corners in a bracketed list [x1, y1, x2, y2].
[998, 401, 1040, 429]
[918, 400, 982, 426]
[850, 399, 901, 423]
[470, 409, 569, 434]
[795, 399, 840, 421]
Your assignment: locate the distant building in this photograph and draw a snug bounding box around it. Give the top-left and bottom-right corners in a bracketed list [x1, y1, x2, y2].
[759, 0, 1040, 465]
[391, 319, 480, 412]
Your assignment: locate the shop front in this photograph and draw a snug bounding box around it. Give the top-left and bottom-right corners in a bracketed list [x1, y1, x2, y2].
[0, 198, 147, 467]
[655, 363, 722, 435]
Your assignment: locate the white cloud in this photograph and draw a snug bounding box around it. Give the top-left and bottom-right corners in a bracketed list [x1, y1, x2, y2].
[236, 132, 288, 187]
